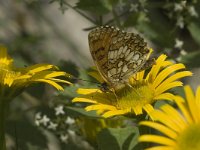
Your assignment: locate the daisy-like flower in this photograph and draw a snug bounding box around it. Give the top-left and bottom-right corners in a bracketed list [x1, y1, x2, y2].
[0, 46, 71, 99]
[0, 46, 71, 149]
[139, 85, 200, 150]
[72, 54, 192, 118]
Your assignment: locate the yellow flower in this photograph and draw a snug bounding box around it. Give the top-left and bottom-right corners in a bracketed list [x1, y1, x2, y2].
[139, 85, 200, 150]
[72, 54, 192, 118]
[0, 46, 71, 98]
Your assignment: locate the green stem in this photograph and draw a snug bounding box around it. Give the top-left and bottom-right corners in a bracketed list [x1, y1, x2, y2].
[0, 98, 8, 150]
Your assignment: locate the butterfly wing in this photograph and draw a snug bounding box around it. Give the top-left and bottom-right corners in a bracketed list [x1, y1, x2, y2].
[88, 26, 151, 89]
[88, 26, 116, 84]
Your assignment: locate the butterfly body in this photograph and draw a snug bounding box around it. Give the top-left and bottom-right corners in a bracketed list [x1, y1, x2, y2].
[88, 26, 154, 90]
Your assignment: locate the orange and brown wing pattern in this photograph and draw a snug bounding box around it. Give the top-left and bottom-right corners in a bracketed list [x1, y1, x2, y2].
[88, 26, 153, 89]
[88, 26, 119, 84]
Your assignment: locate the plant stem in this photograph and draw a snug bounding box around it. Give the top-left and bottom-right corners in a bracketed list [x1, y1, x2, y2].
[0, 98, 8, 150]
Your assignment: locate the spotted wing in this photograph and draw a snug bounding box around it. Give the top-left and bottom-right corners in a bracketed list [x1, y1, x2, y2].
[88, 26, 117, 84]
[88, 26, 150, 87]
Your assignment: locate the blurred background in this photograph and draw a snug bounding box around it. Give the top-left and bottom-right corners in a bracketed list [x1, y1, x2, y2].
[1, 0, 200, 149]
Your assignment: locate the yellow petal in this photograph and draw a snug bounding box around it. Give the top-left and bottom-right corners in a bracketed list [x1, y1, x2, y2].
[140, 121, 177, 139]
[72, 97, 97, 103]
[25, 64, 57, 73]
[195, 86, 200, 112]
[43, 71, 66, 78]
[86, 104, 116, 111]
[77, 88, 102, 95]
[155, 81, 183, 95]
[150, 110, 183, 132]
[102, 109, 126, 118]
[155, 71, 192, 94]
[174, 96, 193, 124]
[184, 85, 199, 123]
[161, 105, 187, 130]
[139, 135, 176, 146]
[143, 104, 154, 115]
[34, 79, 64, 90]
[148, 54, 168, 81]
[49, 78, 72, 85]
[153, 63, 186, 88]
[154, 93, 175, 101]
[145, 146, 174, 150]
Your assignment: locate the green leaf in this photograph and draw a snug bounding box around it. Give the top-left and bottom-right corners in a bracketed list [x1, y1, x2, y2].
[76, 0, 112, 15]
[188, 22, 200, 46]
[65, 106, 101, 118]
[7, 118, 48, 149]
[181, 51, 200, 68]
[97, 127, 139, 150]
[135, 9, 175, 48]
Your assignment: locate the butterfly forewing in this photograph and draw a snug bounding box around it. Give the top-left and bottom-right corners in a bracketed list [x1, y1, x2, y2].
[88, 26, 152, 90]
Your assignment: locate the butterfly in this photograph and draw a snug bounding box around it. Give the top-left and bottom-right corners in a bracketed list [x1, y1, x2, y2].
[88, 26, 155, 91]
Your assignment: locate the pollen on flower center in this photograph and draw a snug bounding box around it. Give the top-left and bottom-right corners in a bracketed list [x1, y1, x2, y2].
[115, 81, 155, 113]
[177, 124, 200, 150]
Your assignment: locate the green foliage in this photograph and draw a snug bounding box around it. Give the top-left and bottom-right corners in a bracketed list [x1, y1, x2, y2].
[188, 22, 200, 46]
[97, 127, 139, 150]
[181, 51, 200, 68]
[76, 0, 119, 15]
[65, 106, 100, 118]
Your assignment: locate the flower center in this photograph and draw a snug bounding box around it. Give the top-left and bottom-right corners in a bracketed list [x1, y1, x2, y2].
[114, 81, 155, 114]
[176, 123, 200, 150]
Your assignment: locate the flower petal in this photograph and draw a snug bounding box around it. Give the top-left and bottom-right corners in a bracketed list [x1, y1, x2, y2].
[184, 85, 199, 123]
[154, 93, 175, 101]
[34, 79, 64, 90]
[102, 110, 126, 118]
[139, 135, 176, 146]
[155, 81, 183, 95]
[155, 71, 192, 94]
[72, 97, 97, 103]
[153, 63, 186, 88]
[140, 121, 177, 139]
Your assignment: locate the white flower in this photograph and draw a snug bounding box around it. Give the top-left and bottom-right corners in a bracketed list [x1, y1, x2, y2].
[35, 112, 42, 126]
[55, 105, 65, 115]
[176, 50, 187, 62]
[180, 49, 187, 55]
[48, 121, 58, 130]
[60, 134, 69, 143]
[174, 3, 184, 11]
[175, 38, 184, 48]
[35, 112, 42, 120]
[40, 115, 50, 126]
[65, 117, 75, 125]
[174, 1, 186, 12]
[68, 129, 76, 137]
[35, 120, 41, 126]
[188, 6, 198, 17]
[129, 4, 138, 12]
[176, 16, 184, 28]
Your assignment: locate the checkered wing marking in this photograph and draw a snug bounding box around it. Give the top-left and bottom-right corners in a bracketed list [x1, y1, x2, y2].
[88, 26, 150, 86]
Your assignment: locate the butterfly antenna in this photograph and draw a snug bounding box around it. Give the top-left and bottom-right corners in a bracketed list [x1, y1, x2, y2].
[70, 76, 101, 85]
